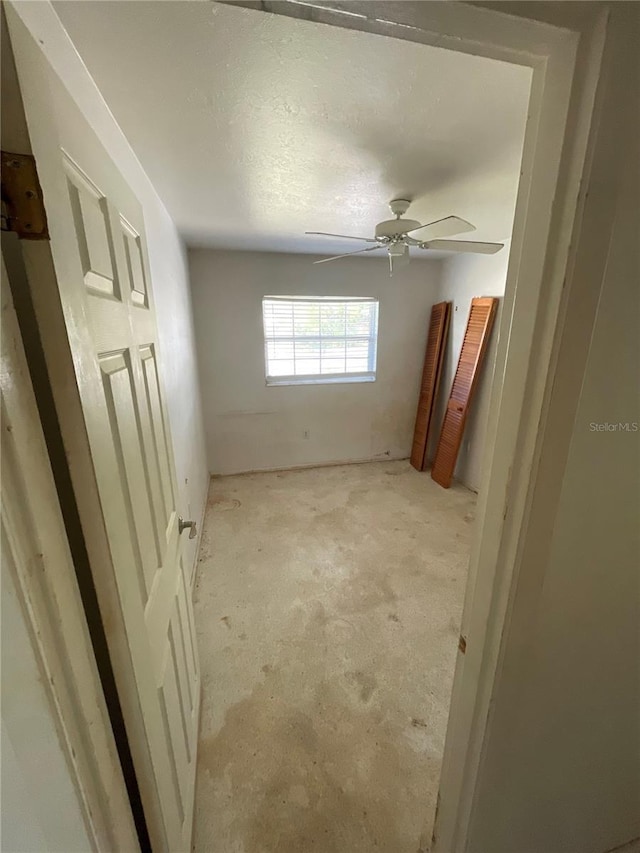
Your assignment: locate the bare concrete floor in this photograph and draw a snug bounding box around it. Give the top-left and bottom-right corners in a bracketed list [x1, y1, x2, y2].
[192, 460, 476, 853]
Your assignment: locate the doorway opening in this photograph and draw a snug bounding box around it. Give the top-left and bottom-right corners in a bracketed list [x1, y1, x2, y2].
[4, 1, 604, 851]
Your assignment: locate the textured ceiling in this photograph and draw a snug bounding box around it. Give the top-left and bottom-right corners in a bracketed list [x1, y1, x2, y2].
[54, 1, 531, 256]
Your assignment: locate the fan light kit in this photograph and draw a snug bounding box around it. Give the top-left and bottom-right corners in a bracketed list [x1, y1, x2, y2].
[307, 199, 504, 276]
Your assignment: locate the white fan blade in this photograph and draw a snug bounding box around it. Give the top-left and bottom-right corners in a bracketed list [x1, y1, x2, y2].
[313, 245, 384, 264]
[421, 239, 504, 255]
[406, 215, 475, 240]
[306, 231, 378, 243]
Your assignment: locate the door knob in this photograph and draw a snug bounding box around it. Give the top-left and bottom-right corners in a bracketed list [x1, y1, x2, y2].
[178, 517, 197, 539]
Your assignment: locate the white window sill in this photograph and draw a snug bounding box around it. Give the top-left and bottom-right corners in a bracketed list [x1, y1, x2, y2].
[266, 375, 376, 387]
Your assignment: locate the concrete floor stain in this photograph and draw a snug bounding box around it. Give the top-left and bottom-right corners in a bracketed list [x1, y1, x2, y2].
[193, 461, 475, 852]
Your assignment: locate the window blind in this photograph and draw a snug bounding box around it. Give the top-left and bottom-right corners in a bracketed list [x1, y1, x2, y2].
[262, 296, 379, 385]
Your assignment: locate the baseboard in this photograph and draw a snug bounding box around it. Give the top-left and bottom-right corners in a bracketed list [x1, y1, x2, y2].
[210, 453, 410, 478]
[603, 838, 640, 853]
[190, 475, 210, 595]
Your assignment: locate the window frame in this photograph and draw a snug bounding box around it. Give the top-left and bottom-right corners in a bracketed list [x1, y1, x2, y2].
[262, 295, 379, 387]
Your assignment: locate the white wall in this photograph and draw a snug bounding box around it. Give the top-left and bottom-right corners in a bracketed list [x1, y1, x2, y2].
[143, 191, 208, 559]
[466, 5, 640, 849]
[470, 128, 640, 852]
[429, 247, 510, 491]
[189, 250, 443, 474]
[1, 557, 92, 853]
[16, 3, 209, 570]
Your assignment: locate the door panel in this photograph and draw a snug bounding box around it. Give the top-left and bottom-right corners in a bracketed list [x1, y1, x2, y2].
[431, 297, 498, 489]
[140, 345, 176, 521]
[410, 301, 451, 471]
[121, 217, 149, 306]
[99, 350, 156, 601]
[64, 154, 121, 300]
[7, 10, 200, 850]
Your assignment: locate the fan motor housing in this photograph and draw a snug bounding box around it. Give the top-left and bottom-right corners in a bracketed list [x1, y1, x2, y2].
[375, 218, 421, 239]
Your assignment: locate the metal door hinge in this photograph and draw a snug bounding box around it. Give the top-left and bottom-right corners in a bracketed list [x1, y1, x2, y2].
[1, 151, 49, 240]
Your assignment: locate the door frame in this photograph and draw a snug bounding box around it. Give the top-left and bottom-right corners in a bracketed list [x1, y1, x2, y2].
[3, 1, 611, 851]
[215, 2, 612, 849]
[1, 248, 139, 852]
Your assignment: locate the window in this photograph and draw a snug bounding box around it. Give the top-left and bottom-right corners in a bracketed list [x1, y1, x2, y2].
[262, 296, 379, 386]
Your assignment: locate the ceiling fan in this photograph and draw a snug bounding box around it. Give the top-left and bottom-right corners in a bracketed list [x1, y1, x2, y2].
[306, 199, 504, 276]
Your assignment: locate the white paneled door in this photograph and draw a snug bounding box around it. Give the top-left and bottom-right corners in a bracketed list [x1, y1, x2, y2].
[7, 10, 200, 852]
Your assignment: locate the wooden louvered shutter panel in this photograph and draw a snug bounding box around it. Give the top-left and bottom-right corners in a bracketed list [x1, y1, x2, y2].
[410, 301, 451, 471]
[431, 297, 498, 488]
